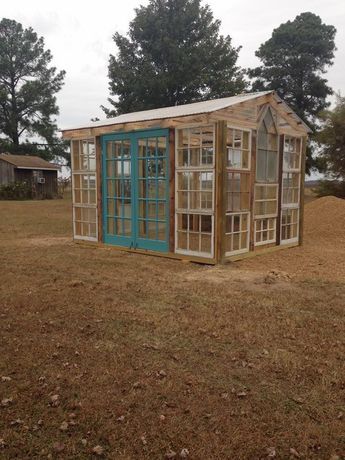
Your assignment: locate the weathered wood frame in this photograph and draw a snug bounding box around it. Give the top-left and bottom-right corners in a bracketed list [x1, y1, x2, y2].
[64, 92, 310, 264]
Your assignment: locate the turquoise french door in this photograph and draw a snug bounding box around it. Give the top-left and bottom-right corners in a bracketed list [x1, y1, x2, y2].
[102, 129, 169, 252]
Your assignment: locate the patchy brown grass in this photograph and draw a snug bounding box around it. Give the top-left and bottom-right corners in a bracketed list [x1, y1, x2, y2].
[0, 197, 344, 459]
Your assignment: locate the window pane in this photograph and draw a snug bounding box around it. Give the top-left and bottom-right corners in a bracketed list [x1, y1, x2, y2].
[256, 150, 267, 181]
[267, 151, 278, 182]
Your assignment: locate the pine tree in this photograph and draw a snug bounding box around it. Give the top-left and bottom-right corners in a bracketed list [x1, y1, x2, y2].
[104, 0, 246, 116]
[0, 18, 66, 160]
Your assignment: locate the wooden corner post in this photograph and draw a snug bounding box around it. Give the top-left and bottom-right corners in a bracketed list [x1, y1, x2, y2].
[95, 136, 103, 243]
[249, 130, 257, 251]
[215, 121, 227, 263]
[276, 134, 284, 245]
[299, 136, 307, 245]
[169, 128, 175, 253]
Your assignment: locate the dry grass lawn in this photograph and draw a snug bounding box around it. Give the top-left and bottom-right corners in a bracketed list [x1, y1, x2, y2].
[0, 196, 344, 459]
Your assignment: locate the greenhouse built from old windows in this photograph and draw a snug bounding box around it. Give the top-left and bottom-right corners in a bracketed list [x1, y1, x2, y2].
[62, 91, 310, 264]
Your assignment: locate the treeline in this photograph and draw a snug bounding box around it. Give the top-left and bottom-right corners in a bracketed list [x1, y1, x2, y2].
[0, 1, 343, 195]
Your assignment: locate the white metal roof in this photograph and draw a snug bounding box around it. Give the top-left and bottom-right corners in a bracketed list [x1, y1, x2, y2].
[63, 91, 273, 131]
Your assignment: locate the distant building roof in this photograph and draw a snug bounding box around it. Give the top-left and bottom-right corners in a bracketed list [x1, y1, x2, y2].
[0, 153, 60, 171]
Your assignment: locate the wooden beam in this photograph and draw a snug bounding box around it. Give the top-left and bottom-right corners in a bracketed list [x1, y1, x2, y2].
[62, 114, 210, 140]
[95, 136, 103, 243]
[214, 120, 227, 263]
[276, 134, 284, 245]
[249, 130, 257, 251]
[169, 128, 175, 253]
[299, 137, 307, 245]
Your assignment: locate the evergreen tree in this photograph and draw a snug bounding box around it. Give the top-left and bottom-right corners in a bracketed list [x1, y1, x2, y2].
[249, 12, 336, 126]
[315, 95, 345, 198]
[0, 18, 66, 161]
[104, 0, 246, 116]
[248, 12, 336, 172]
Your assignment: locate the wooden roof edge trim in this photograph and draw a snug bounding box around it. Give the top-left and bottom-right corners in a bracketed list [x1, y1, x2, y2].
[254, 94, 310, 135]
[271, 93, 312, 134]
[61, 92, 274, 136]
[15, 165, 61, 171]
[62, 113, 211, 139]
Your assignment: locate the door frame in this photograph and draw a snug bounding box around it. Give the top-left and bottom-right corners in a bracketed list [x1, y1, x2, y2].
[101, 128, 170, 252]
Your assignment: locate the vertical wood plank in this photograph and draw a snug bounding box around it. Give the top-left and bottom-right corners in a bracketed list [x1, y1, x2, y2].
[169, 128, 175, 253]
[298, 136, 307, 245]
[276, 134, 284, 245]
[215, 120, 227, 263]
[95, 136, 103, 243]
[249, 130, 257, 251]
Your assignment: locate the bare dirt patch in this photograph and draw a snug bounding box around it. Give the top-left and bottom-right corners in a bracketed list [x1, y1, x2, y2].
[0, 196, 344, 459]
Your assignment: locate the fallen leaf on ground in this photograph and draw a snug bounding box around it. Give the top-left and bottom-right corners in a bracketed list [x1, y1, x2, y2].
[1, 397, 13, 407]
[290, 447, 301, 458]
[267, 446, 276, 457]
[92, 445, 104, 456]
[53, 442, 65, 452]
[59, 421, 69, 431]
[50, 394, 60, 407]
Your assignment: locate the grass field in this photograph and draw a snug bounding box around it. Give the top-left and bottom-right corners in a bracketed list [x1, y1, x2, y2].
[0, 196, 344, 459]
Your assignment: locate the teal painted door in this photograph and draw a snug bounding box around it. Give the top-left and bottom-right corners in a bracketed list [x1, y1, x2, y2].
[102, 129, 169, 252]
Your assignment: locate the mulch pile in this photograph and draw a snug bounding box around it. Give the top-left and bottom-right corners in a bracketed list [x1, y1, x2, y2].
[304, 195, 345, 243]
[239, 196, 345, 281]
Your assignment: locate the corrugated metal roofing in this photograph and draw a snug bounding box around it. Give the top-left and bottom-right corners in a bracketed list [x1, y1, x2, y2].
[63, 91, 273, 131]
[0, 154, 60, 170]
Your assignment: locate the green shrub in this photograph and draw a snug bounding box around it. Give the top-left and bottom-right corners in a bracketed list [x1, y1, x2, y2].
[0, 181, 33, 200]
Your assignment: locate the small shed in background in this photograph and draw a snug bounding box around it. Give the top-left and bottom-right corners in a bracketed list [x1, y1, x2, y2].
[0, 153, 60, 199]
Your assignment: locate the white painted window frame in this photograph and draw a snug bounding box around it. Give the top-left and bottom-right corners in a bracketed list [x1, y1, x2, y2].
[254, 183, 279, 219]
[175, 123, 216, 258]
[225, 211, 250, 256]
[280, 208, 299, 245]
[226, 125, 252, 171]
[280, 135, 302, 245]
[71, 138, 98, 242]
[254, 217, 277, 246]
[224, 124, 252, 256]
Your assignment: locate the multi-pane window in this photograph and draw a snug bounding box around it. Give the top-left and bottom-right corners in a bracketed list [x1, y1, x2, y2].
[176, 126, 214, 168]
[283, 136, 301, 171]
[226, 172, 250, 212]
[225, 212, 249, 255]
[226, 128, 250, 170]
[177, 171, 213, 211]
[175, 125, 215, 257]
[72, 139, 97, 241]
[282, 172, 300, 205]
[281, 208, 299, 242]
[281, 135, 302, 243]
[254, 107, 278, 245]
[256, 109, 278, 183]
[255, 184, 278, 217]
[225, 126, 251, 256]
[176, 213, 213, 255]
[255, 218, 276, 245]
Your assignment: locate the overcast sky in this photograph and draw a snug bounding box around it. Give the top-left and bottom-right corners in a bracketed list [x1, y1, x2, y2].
[2, 0, 345, 130]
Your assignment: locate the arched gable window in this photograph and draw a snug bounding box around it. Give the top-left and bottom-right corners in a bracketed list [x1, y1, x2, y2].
[256, 107, 278, 182]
